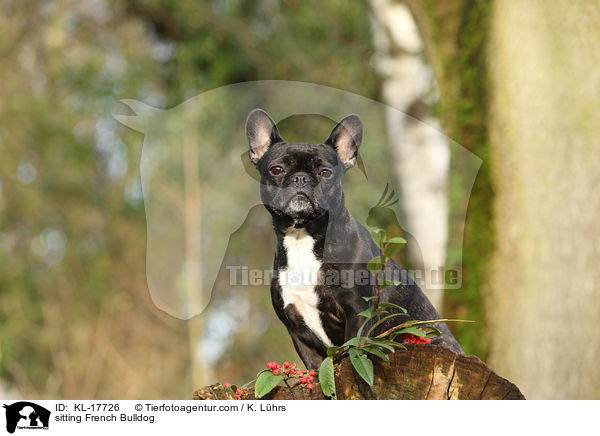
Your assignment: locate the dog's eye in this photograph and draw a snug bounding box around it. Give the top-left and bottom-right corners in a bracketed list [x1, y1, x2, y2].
[319, 168, 332, 178]
[269, 165, 284, 175]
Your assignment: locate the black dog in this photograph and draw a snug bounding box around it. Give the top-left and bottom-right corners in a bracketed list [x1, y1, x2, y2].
[246, 109, 463, 369]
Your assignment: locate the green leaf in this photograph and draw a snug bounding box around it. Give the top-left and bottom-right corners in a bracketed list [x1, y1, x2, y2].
[377, 318, 474, 337]
[362, 346, 390, 362]
[356, 317, 370, 340]
[349, 349, 374, 386]
[385, 245, 403, 257]
[381, 279, 401, 287]
[357, 308, 373, 318]
[358, 308, 388, 324]
[378, 339, 407, 350]
[389, 331, 400, 341]
[370, 228, 387, 245]
[377, 302, 407, 313]
[240, 379, 256, 389]
[395, 326, 427, 337]
[385, 237, 407, 257]
[422, 327, 442, 338]
[342, 337, 360, 348]
[389, 342, 407, 350]
[367, 256, 385, 273]
[326, 346, 341, 359]
[357, 309, 388, 339]
[365, 338, 395, 352]
[255, 371, 284, 398]
[387, 236, 407, 244]
[319, 357, 337, 399]
[373, 309, 389, 317]
[366, 313, 407, 337]
[373, 318, 473, 341]
[362, 296, 379, 302]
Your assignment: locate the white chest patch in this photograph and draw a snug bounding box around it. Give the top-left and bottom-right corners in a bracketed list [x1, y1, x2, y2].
[278, 228, 332, 347]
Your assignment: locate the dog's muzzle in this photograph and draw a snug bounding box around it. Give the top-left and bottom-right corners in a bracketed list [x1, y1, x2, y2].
[287, 192, 315, 216]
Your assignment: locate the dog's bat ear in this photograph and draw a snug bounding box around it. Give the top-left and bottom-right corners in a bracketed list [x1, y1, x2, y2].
[325, 114, 363, 169]
[246, 108, 283, 165]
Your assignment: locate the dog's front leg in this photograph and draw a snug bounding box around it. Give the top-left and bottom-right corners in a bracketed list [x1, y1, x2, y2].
[288, 331, 326, 370]
[343, 312, 370, 342]
[342, 284, 373, 341]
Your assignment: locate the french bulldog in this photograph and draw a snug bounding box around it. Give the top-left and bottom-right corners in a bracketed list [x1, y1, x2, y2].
[246, 108, 464, 369]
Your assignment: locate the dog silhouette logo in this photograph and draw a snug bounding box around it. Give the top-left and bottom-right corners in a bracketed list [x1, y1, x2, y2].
[3, 402, 50, 433]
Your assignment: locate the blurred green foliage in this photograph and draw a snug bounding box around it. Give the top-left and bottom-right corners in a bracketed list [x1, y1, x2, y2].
[0, 0, 489, 398]
[0, 0, 381, 398]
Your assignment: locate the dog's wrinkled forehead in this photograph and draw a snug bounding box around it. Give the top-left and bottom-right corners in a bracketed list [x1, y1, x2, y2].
[261, 143, 340, 170]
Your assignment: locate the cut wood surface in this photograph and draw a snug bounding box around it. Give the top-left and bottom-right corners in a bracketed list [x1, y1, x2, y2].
[193, 344, 524, 400]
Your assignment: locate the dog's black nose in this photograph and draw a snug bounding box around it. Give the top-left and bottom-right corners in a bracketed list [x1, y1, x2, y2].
[292, 172, 311, 187]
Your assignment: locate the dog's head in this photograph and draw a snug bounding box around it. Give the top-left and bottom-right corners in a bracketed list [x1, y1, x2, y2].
[246, 109, 363, 226]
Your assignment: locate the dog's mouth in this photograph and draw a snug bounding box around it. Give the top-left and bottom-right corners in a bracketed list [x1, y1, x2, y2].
[286, 192, 315, 216]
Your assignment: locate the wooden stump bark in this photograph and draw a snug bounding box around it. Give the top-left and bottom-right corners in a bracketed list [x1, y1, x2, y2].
[193, 344, 524, 400]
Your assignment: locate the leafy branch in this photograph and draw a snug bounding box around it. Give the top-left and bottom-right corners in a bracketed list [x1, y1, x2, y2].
[318, 226, 471, 399]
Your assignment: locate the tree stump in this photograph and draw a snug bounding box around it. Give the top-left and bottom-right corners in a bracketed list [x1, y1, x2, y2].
[193, 344, 524, 400]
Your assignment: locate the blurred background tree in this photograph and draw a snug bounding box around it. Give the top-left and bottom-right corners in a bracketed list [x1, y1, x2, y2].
[399, 0, 600, 399]
[1, 0, 599, 400]
[0, 0, 380, 398]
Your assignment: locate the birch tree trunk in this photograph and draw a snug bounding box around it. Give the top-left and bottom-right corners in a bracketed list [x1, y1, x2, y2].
[369, 0, 450, 311]
[487, 0, 600, 399]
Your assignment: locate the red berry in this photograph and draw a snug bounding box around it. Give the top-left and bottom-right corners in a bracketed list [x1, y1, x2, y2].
[284, 369, 290, 374]
[236, 388, 242, 394]
[224, 382, 231, 388]
[425, 338, 431, 344]
[309, 370, 316, 377]
[291, 363, 296, 369]
[290, 369, 297, 375]
[301, 377, 308, 384]
[306, 383, 313, 390]
[308, 375, 314, 382]
[276, 364, 281, 369]
[298, 372, 304, 377]
[273, 369, 280, 376]
[236, 395, 241, 400]
[283, 361, 290, 368]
